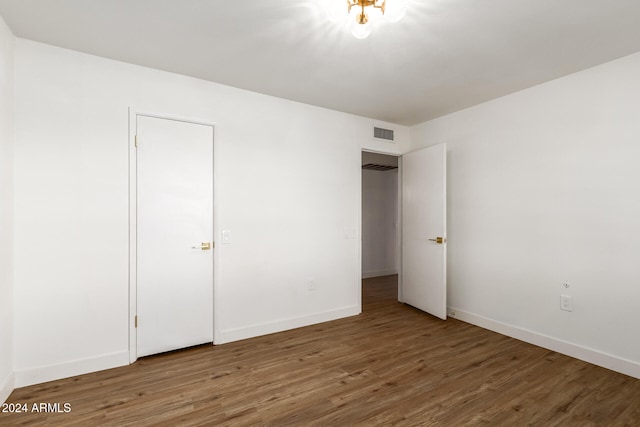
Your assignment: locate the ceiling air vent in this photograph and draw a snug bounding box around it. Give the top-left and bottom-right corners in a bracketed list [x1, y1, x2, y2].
[373, 127, 394, 142]
[362, 163, 398, 171]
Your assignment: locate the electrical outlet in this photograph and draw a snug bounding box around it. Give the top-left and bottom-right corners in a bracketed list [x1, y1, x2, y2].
[307, 279, 317, 291]
[560, 294, 573, 312]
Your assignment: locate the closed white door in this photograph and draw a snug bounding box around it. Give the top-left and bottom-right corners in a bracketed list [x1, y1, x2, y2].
[401, 143, 447, 319]
[136, 115, 214, 357]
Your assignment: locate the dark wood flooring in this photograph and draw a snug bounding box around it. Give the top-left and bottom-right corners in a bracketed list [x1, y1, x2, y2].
[2, 275, 639, 426]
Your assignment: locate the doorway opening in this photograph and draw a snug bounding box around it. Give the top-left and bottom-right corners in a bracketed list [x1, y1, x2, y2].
[361, 144, 448, 319]
[361, 151, 401, 309]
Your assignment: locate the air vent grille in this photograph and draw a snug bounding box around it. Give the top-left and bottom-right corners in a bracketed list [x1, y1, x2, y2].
[362, 163, 398, 171]
[374, 127, 394, 141]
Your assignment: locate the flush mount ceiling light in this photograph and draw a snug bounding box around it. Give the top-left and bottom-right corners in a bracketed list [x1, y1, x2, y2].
[325, 0, 407, 39]
[349, 0, 383, 39]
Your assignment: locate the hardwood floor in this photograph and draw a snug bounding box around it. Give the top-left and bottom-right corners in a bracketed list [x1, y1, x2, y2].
[2, 275, 639, 426]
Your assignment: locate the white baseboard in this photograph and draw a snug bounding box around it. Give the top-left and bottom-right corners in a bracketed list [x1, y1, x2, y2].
[362, 269, 398, 279]
[0, 371, 15, 404]
[218, 305, 361, 344]
[14, 351, 130, 388]
[448, 306, 640, 380]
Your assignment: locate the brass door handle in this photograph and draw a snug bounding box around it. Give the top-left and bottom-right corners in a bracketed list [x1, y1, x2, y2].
[192, 242, 212, 250]
[428, 237, 445, 244]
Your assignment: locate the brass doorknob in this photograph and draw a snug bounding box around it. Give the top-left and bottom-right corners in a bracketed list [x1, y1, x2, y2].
[428, 237, 445, 244]
[192, 242, 212, 250]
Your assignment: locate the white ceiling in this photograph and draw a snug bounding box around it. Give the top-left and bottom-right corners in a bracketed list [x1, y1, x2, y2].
[1, 0, 640, 126]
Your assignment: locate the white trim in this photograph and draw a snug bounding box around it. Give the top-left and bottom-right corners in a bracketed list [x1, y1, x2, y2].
[14, 351, 129, 388]
[361, 147, 401, 156]
[362, 269, 398, 279]
[396, 155, 403, 302]
[218, 306, 360, 344]
[128, 108, 218, 362]
[356, 140, 362, 311]
[128, 108, 136, 363]
[448, 306, 640, 380]
[0, 372, 14, 404]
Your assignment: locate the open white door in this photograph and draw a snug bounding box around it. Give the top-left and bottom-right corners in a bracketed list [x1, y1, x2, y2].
[136, 115, 214, 357]
[401, 143, 447, 319]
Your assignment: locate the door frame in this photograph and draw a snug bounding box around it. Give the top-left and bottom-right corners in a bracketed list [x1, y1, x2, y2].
[128, 108, 218, 363]
[360, 149, 404, 302]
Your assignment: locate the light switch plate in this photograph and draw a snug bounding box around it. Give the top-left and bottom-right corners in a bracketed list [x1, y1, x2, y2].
[222, 230, 231, 244]
[560, 294, 573, 312]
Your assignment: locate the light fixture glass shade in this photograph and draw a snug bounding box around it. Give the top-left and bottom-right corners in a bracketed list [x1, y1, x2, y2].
[351, 18, 372, 39]
[324, 0, 347, 23]
[348, 4, 363, 20]
[384, 0, 407, 22]
[340, 0, 405, 39]
[368, 5, 384, 21]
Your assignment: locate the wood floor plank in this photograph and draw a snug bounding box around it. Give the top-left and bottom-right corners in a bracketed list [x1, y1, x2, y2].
[2, 275, 639, 426]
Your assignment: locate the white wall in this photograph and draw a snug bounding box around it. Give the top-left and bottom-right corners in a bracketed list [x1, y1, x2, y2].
[362, 169, 398, 278]
[12, 39, 409, 386]
[0, 14, 15, 403]
[411, 52, 640, 378]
